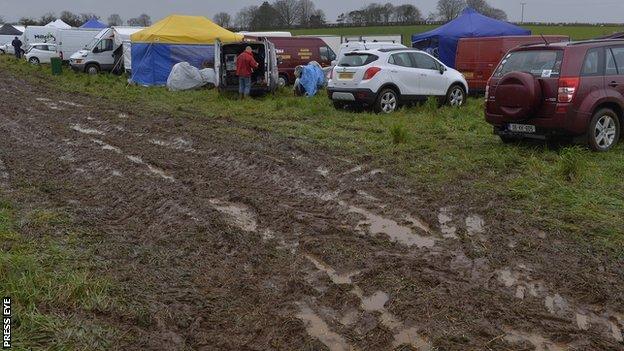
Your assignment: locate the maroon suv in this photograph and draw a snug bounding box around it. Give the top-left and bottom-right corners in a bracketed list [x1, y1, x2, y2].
[485, 39, 624, 151]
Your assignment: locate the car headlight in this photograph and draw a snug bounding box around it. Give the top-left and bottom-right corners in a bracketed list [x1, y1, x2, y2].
[81, 53, 88, 58]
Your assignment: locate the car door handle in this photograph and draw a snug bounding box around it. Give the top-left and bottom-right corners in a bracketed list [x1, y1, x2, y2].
[390, 70, 398, 73]
[609, 81, 619, 87]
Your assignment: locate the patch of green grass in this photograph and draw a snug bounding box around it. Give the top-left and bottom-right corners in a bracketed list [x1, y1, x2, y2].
[389, 124, 409, 144]
[0, 197, 120, 350]
[1, 55, 622, 254]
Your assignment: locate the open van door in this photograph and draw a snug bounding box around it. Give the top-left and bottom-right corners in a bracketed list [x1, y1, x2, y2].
[266, 40, 279, 92]
[214, 40, 222, 89]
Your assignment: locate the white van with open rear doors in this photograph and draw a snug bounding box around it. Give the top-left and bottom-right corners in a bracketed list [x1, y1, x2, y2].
[214, 39, 279, 95]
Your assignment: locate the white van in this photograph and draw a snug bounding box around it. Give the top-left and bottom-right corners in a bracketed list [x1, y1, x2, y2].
[70, 27, 143, 74]
[215, 39, 279, 95]
[21, 26, 99, 61]
[22, 26, 59, 48]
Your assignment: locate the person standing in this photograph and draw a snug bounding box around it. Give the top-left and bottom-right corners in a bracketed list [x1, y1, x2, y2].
[11, 37, 23, 59]
[235, 46, 258, 99]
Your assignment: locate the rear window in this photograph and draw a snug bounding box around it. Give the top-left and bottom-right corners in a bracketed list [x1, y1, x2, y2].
[493, 50, 563, 78]
[338, 53, 378, 67]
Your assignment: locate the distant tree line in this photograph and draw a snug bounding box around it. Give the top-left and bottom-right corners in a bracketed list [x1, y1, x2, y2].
[16, 11, 153, 27]
[8, 0, 508, 31]
[215, 0, 507, 30]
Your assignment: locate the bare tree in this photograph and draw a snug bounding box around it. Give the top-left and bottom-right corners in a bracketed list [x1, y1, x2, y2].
[437, 0, 466, 21]
[309, 9, 326, 27]
[273, 0, 299, 26]
[60, 11, 81, 27]
[252, 1, 281, 29]
[466, 0, 507, 20]
[234, 6, 258, 30]
[108, 14, 124, 27]
[38, 12, 56, 26]
[80, 13, 100, 25]
[213, 12, 232, 28]
[19, 17, 38, 26]
[394, 4, 422, 23]
[127, 14, 151, 27]
[296, 0, 316, 27]
[381, 3, 395, 24]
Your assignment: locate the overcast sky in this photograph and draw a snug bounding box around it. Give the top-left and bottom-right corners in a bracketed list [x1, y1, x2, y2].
[0, 0, 623, 24]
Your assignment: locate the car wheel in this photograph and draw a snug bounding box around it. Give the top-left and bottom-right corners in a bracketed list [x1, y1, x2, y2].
[86, 64, 99, 75]
[28, 57, 40, 65]
[446, 84, 465, 107]
[278, 75, 288, 88]
[374, 89, 398, 114]
[333, 101, 346, 110]
[587, 108, 620, 151]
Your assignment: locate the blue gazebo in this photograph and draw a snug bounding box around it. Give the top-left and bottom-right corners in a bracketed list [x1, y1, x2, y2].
[412, 8, 530, 68]
[80, 18, 107, 29]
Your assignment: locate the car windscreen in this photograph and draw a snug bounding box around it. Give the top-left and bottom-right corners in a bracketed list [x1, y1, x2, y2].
[493, 50, 563, 78]
[338, 53, 378, 67]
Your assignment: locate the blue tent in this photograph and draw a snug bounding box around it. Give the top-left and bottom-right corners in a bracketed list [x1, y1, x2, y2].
[411, 8, 530, 68]
[80, 19, 107, 29]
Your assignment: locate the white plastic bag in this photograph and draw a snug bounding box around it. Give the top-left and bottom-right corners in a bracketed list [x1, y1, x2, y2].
[167, 62, 215, 91]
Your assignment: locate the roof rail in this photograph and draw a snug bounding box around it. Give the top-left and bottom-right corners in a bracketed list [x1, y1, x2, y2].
[569, 38, 624, 46]
[377, 47, 420, 53]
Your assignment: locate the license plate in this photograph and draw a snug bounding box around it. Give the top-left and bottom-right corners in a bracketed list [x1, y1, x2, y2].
[508, 124, 536, 133]
[462, 71, 474, 79]
[338, 72, 354, 80]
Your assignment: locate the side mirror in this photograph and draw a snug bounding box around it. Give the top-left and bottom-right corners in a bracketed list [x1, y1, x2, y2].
[439, 66, 446, 75]
[93, 47, 100, 54]
[331, 60, 337, 66]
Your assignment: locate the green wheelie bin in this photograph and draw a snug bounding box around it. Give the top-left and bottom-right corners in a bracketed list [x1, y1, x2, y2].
[50, 57, 62, 75]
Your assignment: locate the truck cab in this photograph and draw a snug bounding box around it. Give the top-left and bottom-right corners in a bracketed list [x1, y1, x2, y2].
[70, 28, 115, 74]
[215, 39, 279, 95]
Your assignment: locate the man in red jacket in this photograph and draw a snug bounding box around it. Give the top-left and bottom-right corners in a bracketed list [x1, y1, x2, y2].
[236, 46, 259, 99]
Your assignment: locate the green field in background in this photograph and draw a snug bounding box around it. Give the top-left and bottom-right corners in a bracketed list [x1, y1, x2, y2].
[292, 24, 624, 45]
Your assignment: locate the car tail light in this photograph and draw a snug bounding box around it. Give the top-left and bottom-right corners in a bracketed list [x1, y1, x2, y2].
[557, 77, 579, 103]
[363, 67, 381, 80]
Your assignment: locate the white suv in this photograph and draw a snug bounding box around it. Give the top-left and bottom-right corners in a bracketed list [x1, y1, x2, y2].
[327, 48, 468, 113]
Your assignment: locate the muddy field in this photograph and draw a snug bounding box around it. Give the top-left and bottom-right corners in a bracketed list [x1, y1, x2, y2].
[0, 68, 622, 350]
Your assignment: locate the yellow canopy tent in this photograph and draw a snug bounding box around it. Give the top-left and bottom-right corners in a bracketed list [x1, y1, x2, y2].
[131, 15, 243, 44]
[130, 15, 244, 85]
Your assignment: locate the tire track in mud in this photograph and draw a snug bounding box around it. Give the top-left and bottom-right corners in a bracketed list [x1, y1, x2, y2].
[0, 70, 622, 350]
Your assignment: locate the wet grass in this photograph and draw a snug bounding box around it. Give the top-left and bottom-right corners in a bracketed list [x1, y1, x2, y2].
[0, 196, 121, 349]
[1, 56, 623, 255]
[291, 24, 624, 46]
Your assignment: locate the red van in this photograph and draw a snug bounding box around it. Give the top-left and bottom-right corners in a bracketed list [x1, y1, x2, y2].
[456, 35, 569, 93]
[265, 36, 336, 86]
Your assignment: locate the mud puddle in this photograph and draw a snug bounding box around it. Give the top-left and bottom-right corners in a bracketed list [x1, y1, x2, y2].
[296, 303, 352, 351]
[344, 203, 435, 248]
[504, 329, 567, 351]
[209, 199, 258, 232]
[71, 124, 104, 136]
